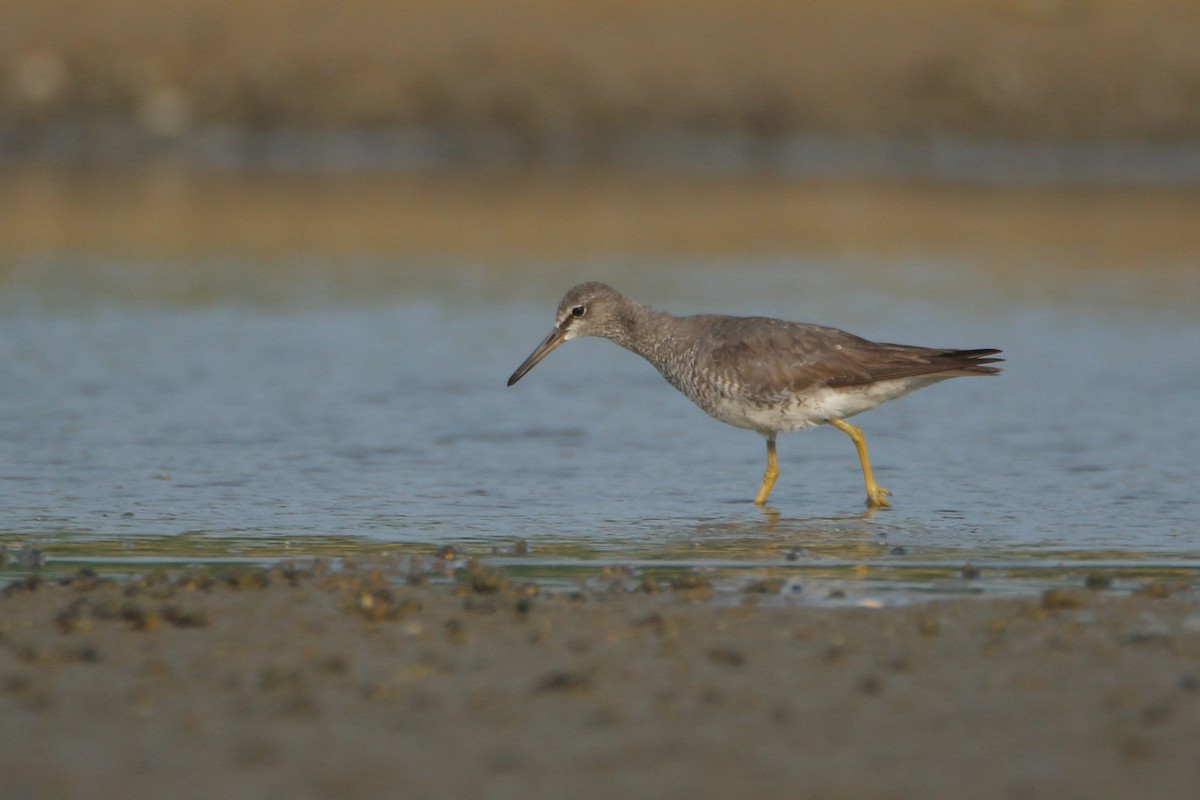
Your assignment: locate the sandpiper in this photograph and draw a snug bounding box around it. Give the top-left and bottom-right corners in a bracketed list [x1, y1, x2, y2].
[508, 282, 1001, 507]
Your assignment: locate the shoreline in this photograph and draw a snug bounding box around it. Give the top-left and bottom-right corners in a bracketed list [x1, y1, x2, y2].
[3, 165, 1199, 266]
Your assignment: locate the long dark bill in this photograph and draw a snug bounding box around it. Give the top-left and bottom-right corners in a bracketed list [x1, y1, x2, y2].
[507, 328, 568, 386]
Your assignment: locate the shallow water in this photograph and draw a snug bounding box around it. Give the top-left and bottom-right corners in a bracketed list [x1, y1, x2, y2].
[2, 248, 1198, 602]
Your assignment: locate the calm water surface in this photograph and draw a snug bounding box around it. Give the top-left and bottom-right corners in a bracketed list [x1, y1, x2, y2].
[2, 256, 1198, 602]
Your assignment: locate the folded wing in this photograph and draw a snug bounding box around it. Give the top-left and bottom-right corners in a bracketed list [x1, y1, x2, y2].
[702, 316, 1002, 402]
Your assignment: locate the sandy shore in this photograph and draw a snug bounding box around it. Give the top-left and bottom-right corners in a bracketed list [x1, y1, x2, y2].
[4, 167, 1199, 268]
[2, 563, 1198, 799]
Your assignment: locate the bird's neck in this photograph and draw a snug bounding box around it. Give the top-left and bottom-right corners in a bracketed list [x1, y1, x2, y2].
[606, 301, 683, 372]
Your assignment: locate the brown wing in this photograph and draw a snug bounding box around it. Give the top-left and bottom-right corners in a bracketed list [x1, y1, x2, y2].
[699, 316, 1001, 402]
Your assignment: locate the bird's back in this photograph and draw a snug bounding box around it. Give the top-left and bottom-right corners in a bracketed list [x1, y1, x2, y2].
[635, 312, 1001, 432]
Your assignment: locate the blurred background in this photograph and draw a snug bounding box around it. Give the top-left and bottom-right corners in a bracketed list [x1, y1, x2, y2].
[1, 2, 1198, 590]
[3, 0, 1200, 258]
[5, 1, 1200, 159]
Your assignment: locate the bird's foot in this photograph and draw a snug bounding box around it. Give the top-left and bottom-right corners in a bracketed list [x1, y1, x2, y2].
[866, 485, 892, 509]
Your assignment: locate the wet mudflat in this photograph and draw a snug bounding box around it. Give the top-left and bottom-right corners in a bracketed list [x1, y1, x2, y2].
[2, 563, 1199, 799]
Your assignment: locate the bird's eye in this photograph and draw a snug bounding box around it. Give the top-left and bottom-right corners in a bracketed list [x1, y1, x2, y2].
[570, 305, 586, 318]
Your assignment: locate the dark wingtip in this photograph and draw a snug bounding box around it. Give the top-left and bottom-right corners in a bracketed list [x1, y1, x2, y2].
[945, 347, 1004, 375]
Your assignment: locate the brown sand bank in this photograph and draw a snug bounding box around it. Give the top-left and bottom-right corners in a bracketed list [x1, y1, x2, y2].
[3, 166, 1199, 268]
[2, 565, 1199, 799]
[3, 0, 1200, 150]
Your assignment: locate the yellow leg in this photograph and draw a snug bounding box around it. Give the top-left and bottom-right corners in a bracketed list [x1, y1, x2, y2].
[753, 434, 779, 506]
[828, 418, 891, 508]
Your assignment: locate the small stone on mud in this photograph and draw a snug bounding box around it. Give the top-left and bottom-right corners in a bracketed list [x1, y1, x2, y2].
[857, 674, 883, 695]
[1041, 589, 1087, 610]
[462, 562, 508, 594]
[444, 618, 466, 642]
[225, 571, 270, 591]
[633, 613, 668, 635]
[535, 670, 592, 693]
[822, 642, 846, 663]
[53, 611, 90, 635]
[463, 597, 498, 614]
[706, 647, 746, 668]
[314, 655, 349, 675]
[162, 606, 212, 628]
[743, 578, 785, 594]
[120, 603, 161, 631]
[258, 665, 305, 692]
[2, 576, 43, 596]
[671, 574, 712, 592]
[351, 588, 422, 622]
[1136, 582, 1173, 599]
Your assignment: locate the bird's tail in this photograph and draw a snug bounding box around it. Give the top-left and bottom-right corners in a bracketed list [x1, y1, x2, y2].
[937, 348, 1003, 376]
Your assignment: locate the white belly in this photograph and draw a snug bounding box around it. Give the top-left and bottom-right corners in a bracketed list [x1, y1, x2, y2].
[699, 376, 948, 434]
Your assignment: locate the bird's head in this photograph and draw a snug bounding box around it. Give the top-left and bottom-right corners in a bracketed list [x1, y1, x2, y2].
[507, 282, 631, 386]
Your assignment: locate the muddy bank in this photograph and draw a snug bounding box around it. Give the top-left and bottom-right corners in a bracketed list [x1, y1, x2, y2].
[3, 167, 1199, 268]
[2, 564, 1199, 799]
[3, 0, 1200, 160]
